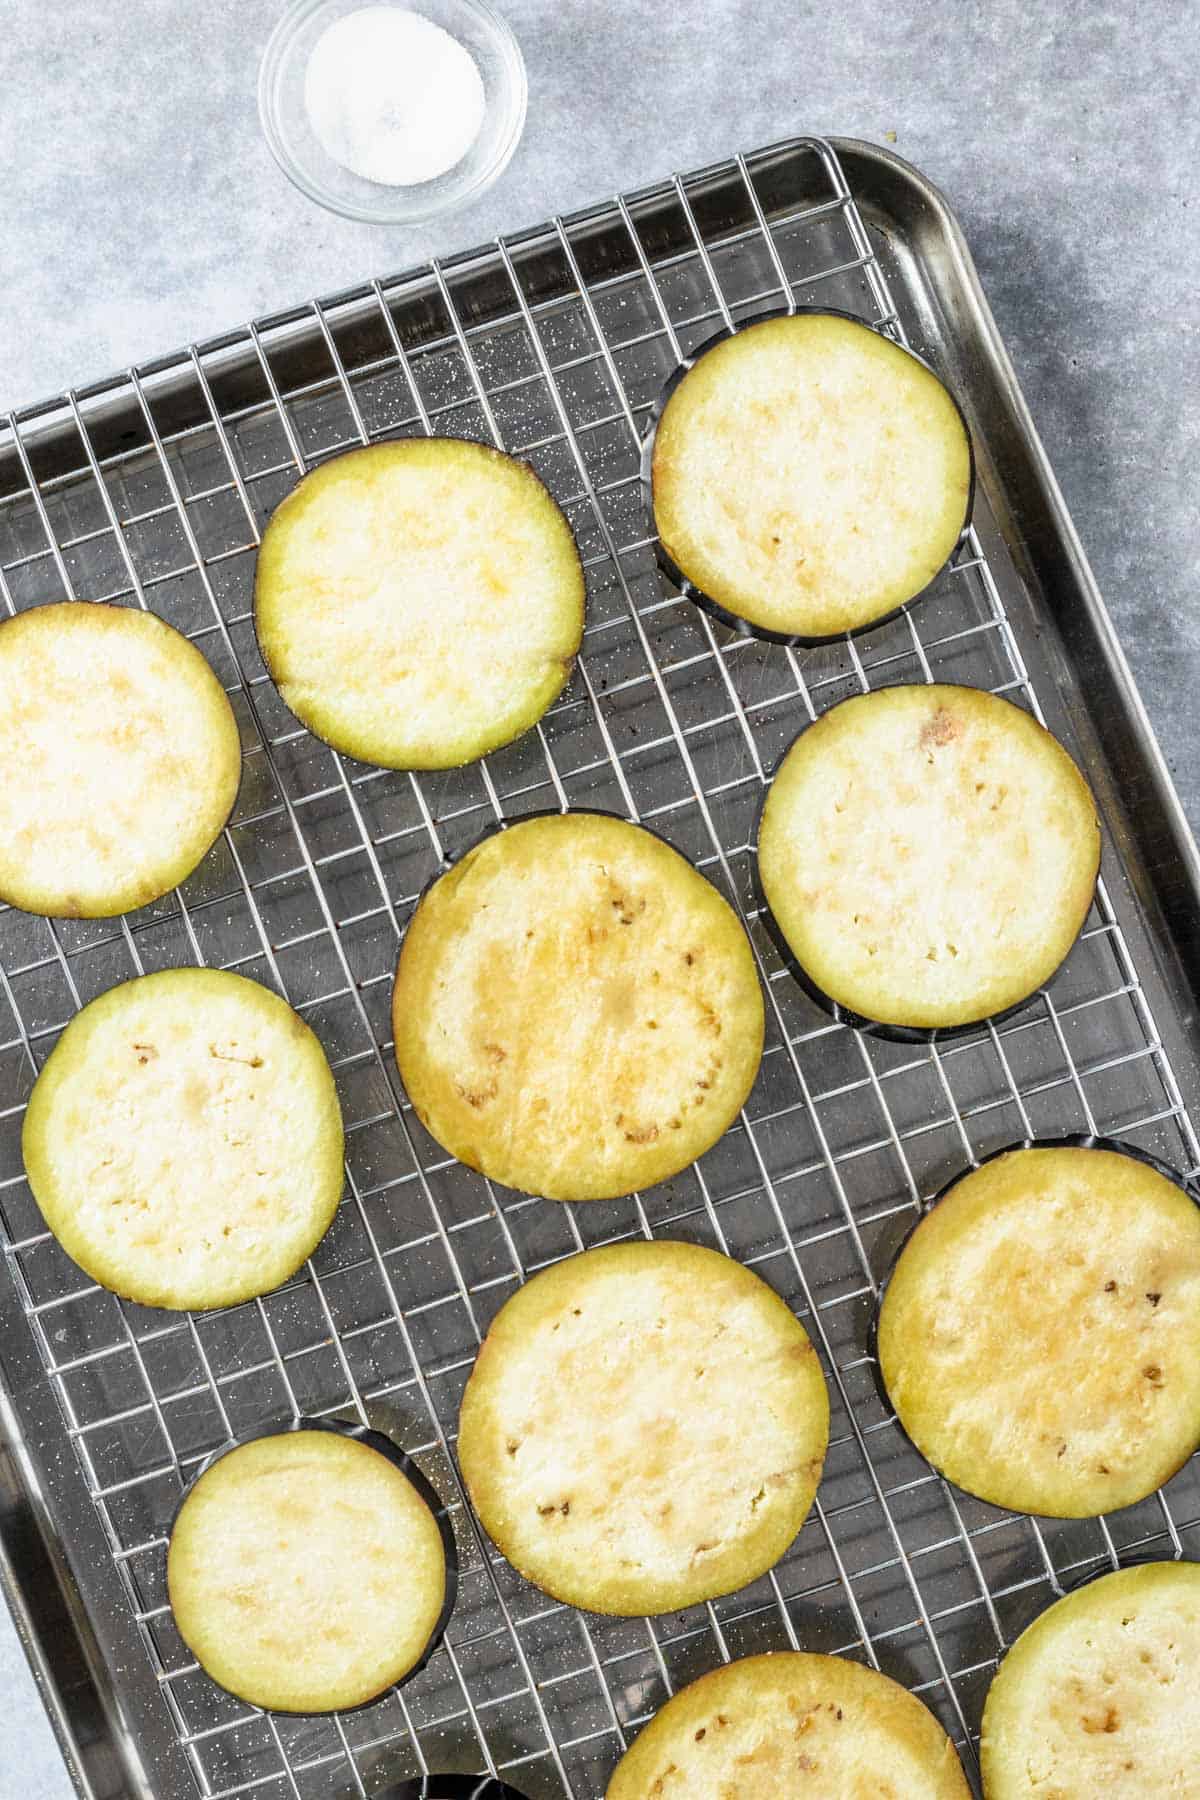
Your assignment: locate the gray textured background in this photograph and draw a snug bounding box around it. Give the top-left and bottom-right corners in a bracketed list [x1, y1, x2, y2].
[1, 1, 1197, 1793]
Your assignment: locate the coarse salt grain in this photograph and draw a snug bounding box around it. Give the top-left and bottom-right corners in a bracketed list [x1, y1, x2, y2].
[304, 5, 486, 188]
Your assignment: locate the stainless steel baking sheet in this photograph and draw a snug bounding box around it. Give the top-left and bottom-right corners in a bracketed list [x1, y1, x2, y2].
[2, 135, 1198, 1800]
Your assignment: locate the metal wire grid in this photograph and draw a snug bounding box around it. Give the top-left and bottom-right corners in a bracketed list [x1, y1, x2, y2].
[1, 135, 1199, 1800]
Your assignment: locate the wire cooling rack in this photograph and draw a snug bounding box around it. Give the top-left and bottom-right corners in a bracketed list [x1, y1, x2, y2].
[2, 135, 1200, 1800]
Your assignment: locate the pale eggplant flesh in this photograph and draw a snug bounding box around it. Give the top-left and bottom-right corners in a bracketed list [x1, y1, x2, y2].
[650, 310, 973, 643]
[254, 437, 585, 771]
[757, 683, 1100, 1035]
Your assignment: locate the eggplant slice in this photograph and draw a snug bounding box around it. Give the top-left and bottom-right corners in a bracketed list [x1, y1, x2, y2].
[23, 968, 344, 1310]
[168, 1429, 446, 1712]
[457, 1242, 829, 1617]
[877, 1145, 1200, 1517]
[981, 1562, 1200, 1798]
[0, 601, 241, 917]
[254, 438, 585, 769]
[758, 684, 1100, 1033]
[650, 312, 972, 640]
[607, 1650, 971, 1798]
[393, 812, 764, 1201]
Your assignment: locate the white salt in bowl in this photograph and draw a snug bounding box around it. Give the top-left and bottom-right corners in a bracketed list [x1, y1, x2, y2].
[259, 0, 526, 224]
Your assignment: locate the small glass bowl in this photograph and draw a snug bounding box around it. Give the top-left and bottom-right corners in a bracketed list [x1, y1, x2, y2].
[258, 0, 527, 224]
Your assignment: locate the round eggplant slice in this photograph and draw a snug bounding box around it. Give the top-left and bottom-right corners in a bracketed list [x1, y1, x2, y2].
[757, 684, 1099, 1033]
[877, 1144, 1200, 1516]
[0, 601, 240, 917]
[168, 1428, 447, 1712]
[457, 1241, 828, 1617]
[254, 438, 585, 770]
[981, 1561, 1200, 1798]
[606, 1650, 971, 1798]
[650, 311, 972, 640]
[393, 812, 763, 1201]
[23, 968, 344, 1311]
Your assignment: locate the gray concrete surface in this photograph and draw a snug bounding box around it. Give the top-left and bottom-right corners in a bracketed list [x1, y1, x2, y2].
[0, 2, 1197, 1794]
